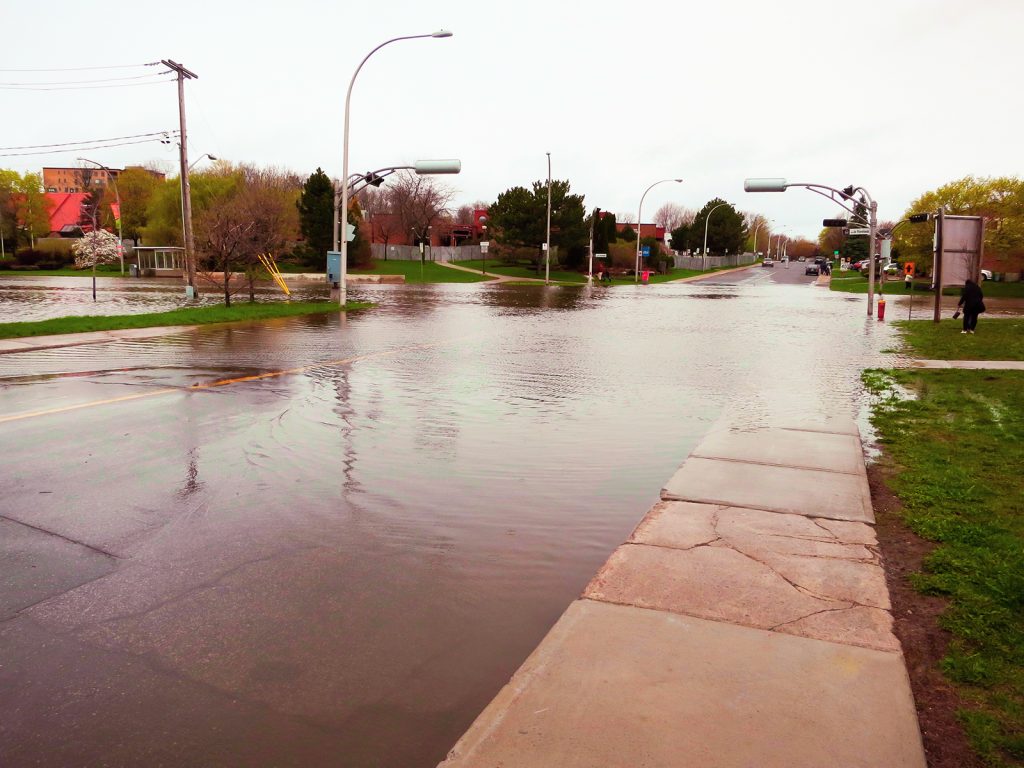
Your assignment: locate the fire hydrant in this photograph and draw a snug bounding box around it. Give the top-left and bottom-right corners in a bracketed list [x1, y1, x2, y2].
[641, 270, 651, 285]
[877, 297, 886, 321]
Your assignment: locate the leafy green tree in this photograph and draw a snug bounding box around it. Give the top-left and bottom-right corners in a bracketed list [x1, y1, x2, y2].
[620, 224, 637, 242]
[0, 169, 20, 255]
[486, 179, 587, 270]
[692, 198, 746, 256]
[297, 167, 334, 265]
[896, 175, 1024, 273]
[15, 173, 51, 248]
[670, 223, 690, 252]
[101, 167, 160, 243]
[142, 169, 241, 246]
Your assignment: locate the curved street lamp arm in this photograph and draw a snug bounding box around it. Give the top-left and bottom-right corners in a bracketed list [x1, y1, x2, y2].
[635, 178, 683, 282]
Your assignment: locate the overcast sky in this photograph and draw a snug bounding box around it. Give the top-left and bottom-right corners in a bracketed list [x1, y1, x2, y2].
[3, 0, 1021, 240]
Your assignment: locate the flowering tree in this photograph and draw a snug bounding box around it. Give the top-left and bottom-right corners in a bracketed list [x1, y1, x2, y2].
[73, 229, 120, 268]
[73, 230, 120, 300]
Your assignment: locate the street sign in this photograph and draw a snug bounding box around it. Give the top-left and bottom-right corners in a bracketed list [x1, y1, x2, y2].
[641, 245, 651, 258]
[480, 241, 489, 254]
[345, 223, 356, 242]
[595, 253, 607, 259]
[847, 227, 870, 236]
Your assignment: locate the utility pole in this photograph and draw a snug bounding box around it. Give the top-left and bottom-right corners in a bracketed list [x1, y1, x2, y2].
[162, 59, 198, 298]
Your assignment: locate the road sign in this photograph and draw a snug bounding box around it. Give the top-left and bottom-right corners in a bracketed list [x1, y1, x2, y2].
[345, 223, 356, 242]
[480, 241, 489, 254]
[641, 245, 651, 258]
[847, 227, 870, 236]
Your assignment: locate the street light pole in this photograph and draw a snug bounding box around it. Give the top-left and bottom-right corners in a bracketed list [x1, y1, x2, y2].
[635, 178, 683, 283]
[745, 178, 880, 316]
[545, 152, 551, 285]
[702, 202, 728, 272]
[338, 29, 452, 307]
[77, 158, 124, 274]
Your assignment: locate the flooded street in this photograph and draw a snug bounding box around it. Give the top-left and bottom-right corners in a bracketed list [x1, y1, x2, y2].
[1, 268, 905, 766]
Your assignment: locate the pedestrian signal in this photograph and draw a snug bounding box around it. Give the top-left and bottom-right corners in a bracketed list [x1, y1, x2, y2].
[904, 262, 915, 276]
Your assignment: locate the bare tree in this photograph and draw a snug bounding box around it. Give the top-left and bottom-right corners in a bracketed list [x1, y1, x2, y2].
[653, 202, 693, 232]
[453, 204, 473, 225]
[386, 171, 455, 241]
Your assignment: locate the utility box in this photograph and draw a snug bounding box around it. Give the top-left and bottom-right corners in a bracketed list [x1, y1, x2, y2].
[327, 251, 341, 288]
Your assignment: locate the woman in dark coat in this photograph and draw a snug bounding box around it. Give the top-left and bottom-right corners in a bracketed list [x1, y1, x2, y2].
[957, 279, 985, 334]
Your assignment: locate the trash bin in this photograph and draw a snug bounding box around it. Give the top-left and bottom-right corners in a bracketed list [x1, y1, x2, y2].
[129, 264, 139, 277]
[877, 297, 886, 321]
[641, 270, 651, 285]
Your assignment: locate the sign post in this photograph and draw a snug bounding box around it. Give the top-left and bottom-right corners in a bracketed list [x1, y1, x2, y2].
[480, 240, 489, 275]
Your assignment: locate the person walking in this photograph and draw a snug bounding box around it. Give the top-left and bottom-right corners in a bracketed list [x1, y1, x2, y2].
[957, 278, 985, 334]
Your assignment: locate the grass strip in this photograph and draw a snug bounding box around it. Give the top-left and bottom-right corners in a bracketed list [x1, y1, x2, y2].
[351, 261, 493, 283]
[864, 368, 1024, 766]
[453, 260, 742, 285]
[0, 301, 370, 340]
[831, 274, 1024, 298]
[894, 318, 1024, 361]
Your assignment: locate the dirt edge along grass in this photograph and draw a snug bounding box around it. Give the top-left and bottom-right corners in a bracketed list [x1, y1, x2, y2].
[863, 368, 1024, 767]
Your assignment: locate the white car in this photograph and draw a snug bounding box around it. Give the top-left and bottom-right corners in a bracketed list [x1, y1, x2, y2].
[981, 269, 992, 281]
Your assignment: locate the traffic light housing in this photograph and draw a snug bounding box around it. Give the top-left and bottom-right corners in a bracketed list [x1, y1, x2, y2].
[908, 213, 930, 223]
[822, 219, 846, 227]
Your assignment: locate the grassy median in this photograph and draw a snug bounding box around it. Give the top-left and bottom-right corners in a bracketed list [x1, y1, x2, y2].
[0, 301, 371, 340]
[894, 318, 1024, 361]
[832, 273, 1024, 298]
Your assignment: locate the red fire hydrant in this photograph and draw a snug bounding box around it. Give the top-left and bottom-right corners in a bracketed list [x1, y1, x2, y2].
[641, 270, 651, 285]
[877, 297, 886, 321]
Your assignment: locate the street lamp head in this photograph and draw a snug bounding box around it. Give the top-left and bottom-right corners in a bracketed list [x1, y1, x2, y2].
[414, 159, 461, 175]
[674, 178, 683, 183]
[431, 29, 453, 38]
[207, 154, 218, 161]
[744, 178, 788, 193]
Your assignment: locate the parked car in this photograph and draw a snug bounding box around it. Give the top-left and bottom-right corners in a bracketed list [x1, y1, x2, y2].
[882, 262, 900, 275]
[797, 256, 807, 262]
[981, 269, 992, 281]
[805, 263, 820, 276]
[761, 258, 774, 268]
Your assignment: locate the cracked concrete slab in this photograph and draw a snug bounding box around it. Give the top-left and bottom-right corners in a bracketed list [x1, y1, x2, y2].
[617, 502, 895, 649]
[438, 599, 926, 768]
[662, 456, 874, 523]
[692, 427, 866, 475]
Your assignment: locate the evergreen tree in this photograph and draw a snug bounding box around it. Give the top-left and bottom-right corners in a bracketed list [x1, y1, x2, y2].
[297, 168, 335, 264]
[691, 198, 747, 255]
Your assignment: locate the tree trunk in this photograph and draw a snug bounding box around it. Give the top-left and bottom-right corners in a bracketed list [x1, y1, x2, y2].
[248, 274, 255, 303]
[223, 253, 231, 307]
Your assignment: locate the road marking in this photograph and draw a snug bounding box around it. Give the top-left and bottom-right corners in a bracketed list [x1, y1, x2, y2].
[0, 339, 462, 425]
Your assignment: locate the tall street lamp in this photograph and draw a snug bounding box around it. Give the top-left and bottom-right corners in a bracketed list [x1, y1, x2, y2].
[544, 152, 552, 285]
[337, 29, 453, 307]
[189, 153, 217, 172]
[746, 177, 879, 315]
[752, 218, 771, 259]
[634, 178, 683, 283]
[77, 158, 124, 275]
[702, 201, 729, 271]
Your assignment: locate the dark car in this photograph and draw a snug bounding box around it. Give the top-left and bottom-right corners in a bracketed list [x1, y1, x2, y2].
[805, 263, 820, 276]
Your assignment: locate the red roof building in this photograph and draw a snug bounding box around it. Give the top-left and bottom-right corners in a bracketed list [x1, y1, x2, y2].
[45, 192, 89, 236]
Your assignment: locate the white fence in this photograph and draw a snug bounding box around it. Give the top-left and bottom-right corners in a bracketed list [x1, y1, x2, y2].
[371, 244, 482, 262]
[672, 252, 757, 270]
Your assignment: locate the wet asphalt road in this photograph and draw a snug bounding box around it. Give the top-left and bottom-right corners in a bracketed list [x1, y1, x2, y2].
[1, 267, 905, 767]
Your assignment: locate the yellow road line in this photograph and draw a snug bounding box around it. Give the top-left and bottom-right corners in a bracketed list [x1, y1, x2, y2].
[0, 339, 458, 425]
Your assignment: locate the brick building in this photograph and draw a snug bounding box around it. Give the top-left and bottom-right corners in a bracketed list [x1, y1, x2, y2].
[42, 166, 165, 194]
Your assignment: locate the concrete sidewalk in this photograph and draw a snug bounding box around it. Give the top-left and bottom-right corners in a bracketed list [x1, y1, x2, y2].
[0, 325, 199, 355]
[439, 417, 926, 767]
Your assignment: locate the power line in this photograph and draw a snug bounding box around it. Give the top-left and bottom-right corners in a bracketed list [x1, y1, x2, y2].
[0, 72, 171, 86]
[0, 137, 178, 158]
[0, 62, 160, 73]
[0, 78, 176, 92]
[0, 131, 178, 151]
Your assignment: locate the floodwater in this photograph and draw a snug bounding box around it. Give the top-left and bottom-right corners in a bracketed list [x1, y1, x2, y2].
[0, 274, 326, 322]
[1, 269, 907, 766]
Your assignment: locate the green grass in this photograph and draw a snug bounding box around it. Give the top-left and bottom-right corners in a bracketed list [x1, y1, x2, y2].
[0, 265, 126, 277]
[453, 259, 587, 283]
[831, 273, 1024, 298]
[894, 318, 1024, 361]
[864, 369, 1024, 767]
[351, 260, 493, 283]
[0, 301, 370, 340]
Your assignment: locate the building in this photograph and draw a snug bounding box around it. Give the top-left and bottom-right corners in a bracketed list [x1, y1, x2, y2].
[615, 221, 666, 241]
[45, 192, 89, 236]
[368, 208, 489, 247]
[42, 166, 165, 194]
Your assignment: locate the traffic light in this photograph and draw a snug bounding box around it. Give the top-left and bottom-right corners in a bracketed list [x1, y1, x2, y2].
[842, 185, 855, 197]
[833, 250, 840, 257]
[908, 213, 930, 223]
[364, 173, 384, 187]
[822, 219, 846, 227]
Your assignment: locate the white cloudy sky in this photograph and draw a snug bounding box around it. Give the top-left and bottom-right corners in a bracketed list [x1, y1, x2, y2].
[2, 0, 1021, 240]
